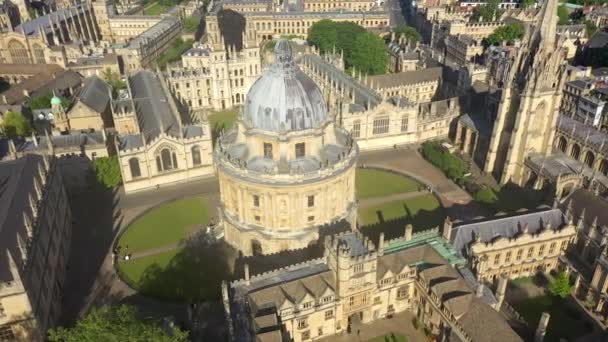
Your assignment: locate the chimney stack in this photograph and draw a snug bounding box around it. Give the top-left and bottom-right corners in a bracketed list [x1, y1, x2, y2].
[404, 224, 413, 241]
[534, 312, 551, 342]
[378, 233, 385, 256]
[244, 263, 250, 285]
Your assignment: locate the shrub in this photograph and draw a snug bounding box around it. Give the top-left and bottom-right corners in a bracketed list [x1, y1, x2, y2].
[473, 187, 498, 205]
[92, 156, 122, 189]
[548, 272, 573, 298]
[420, 141, 468, 184]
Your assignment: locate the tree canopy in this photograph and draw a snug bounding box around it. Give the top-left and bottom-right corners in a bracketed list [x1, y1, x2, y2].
[393, 25, 421, 44]
[92, 156, 122, 189]
[308, 20, 387, 75]
[420, 141, 468, 184]
[548, 272, 573, 298]
[1, 111, 32, 139]
[28, 94, 71, 110]
[558, 5, 570, 25]
[483, 23, 525, 47]
[470, 0, 501, 22]
[48, 305, 188, 342]
[521, 0, 535, 8]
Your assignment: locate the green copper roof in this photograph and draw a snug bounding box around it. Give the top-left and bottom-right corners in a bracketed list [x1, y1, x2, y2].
[384, 230, 467, 266]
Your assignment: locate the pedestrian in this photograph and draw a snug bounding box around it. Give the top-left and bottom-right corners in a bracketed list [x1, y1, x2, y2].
[156, 184, 160, 190]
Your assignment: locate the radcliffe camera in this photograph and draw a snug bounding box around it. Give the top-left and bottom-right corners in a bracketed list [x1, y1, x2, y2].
[0, 0, 606, 340]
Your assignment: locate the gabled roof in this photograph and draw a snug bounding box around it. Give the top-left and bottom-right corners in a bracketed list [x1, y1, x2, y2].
[74, 76, 111, 115]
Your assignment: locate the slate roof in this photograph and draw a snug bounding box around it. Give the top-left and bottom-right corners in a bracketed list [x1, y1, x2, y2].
[128, 70, 182, 142]
[15, 2, 90, 35]
[587, 30, 608, 48]
[563, 188, 608, 229]
[75, 76, 111, 115]
[1, 70, 82, 105]
[458, 113, 493, 137]
[369, 67, 442, 89]
[451, 209, 565, 258]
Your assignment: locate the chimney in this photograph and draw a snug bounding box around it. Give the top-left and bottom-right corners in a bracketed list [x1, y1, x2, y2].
[442, 216, 452, 242]
[476, 282, 484, 298]
[244, 263, 250, 285]
[378, 232, 385, 256]
[404, 224, 413, 241]
[534, 312, 551, 342]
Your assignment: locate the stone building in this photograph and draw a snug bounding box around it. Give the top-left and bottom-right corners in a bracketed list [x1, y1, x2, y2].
[387, 36, 423, 73]
[0, 154, 72, 341]
[448, 209, 577, 282]
[0, 2, 101, 66]
[299, 54, 460, 151]
[224, 228, 523, 342]
[368, 67, 443, 104]
[114, 70, 214, 193]
[214, 41, 358, 256]
[455, 0, 569, 185]
[164, 30, 262, 111]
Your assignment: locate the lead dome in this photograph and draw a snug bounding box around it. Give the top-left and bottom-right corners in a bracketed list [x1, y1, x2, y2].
[242, 40, 329, 132]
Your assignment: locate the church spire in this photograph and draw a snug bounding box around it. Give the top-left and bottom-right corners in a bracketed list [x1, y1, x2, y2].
[531, 0, 558, 53]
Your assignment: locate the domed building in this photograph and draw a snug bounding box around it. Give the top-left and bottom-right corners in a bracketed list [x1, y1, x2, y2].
[215, 40, 359, 256]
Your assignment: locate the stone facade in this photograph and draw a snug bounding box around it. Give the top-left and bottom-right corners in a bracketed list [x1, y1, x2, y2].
[114, 70, 214, 193]
[225, 229, 523, 342]
[215, 41, 358, 256]
[0, 154, 72, 342]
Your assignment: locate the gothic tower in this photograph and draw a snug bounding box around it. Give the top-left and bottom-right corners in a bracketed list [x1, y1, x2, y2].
[483, 0, 567, 185]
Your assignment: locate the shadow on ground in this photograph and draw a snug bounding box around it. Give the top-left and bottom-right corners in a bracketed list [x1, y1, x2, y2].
[361, 206, 446, 243]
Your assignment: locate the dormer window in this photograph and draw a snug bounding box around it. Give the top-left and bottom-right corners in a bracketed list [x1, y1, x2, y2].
[321, 295, 333, 304]
[302, 301, 313, 310]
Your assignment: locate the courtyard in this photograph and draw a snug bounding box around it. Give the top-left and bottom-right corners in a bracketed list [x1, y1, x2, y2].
[506, 275, 593, 341]
[114, 167, 444, 302]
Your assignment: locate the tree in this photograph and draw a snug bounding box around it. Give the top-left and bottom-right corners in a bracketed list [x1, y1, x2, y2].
[1, 111, 32, 139]
[521, 0, 535, 8]
[183, 16, 199, 32]
[393, 25, 421, 44]
[548, 272, 573, 298]
[48, 305, 188, 342]
[471, 0, 501, 22]
[483, 22, 525, 47]
[558, 5, 570, 25]
[585, 20, 598, 38]
[92, 156, 122, 189]
[349, 32, 387, 75]
[473, 187, 498, 205]
[28, 94, 71, 110]
[102, 68, 127, 98]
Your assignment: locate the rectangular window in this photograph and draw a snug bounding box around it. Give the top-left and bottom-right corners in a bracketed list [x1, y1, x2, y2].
[380, 278, 392, 285]
[494, 253, 501, 265]
[527, 247, 534, 258]
[263, 142, 273, 158]
[401, 116, 408, 132]
[321, 295, 333, 304]
[372, 116, 390, 135]
[549, 242, 556, 255]
[560, 240, 567, 250]
[505, 251, 512, 263]
[308, 215, 314, 222]
[298, 319, 308, 329]
[352, 121, 361, 138]
[253, 195, 260, 207]
[302, 301, 312, 309]
[254, 215, 260, 222]
[374, 296, 381, 304]
[539, 244, 545, 256]
[295, 143, 306, 158]
[324, 309, 334, 320]
[307, 195, 315, 207]
[516, 249, 523, 261]
[318, 327, 323, 336]
[301, 330, 310, 340]
[397, 285, 409, 299]
[354, 264, 364, 273]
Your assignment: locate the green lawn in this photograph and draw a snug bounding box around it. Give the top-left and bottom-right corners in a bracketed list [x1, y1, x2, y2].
[356, 169, 421, 199]
[156, 38, 194, 69]
[360, 194, 444, 240]
[117, 244, 232, 301]
[143, 1, 171, 15]
[368, 333, 408, 342]
[512, 295, 590, 342]
[209, 108, 239, 143]
[118, 197, 210, 253]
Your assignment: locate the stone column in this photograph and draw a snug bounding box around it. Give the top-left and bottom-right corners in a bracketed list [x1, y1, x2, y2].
[494, 276, 508, 311]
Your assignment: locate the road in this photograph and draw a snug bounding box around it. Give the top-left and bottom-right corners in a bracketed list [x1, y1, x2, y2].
[386, 0, 407, 27]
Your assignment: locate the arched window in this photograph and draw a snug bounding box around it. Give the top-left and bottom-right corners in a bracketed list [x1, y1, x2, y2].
[571, 144, 581, 160]
[584, 150, 595, 168]
[8, 40, 30, 64]
[129, 157, 141, 178]
[556, 136, 567, 153]
[32, 44, 45, 64]
[156, 147, 178, 172]
[192, 145, 201, 165]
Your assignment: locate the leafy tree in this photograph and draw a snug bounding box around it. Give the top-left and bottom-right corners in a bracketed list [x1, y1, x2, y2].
[28, 94, 71, 110]
[183, 16, 199, 32]
[92, 156, 122, 188]
[521, 0, 535, 8]
[558, 5, 570, 25]
[473, 187, 498, 205]
[48, 305, 188, 342]
[471, 0, 501, 22]
[1, 111, 32, 139]
[420, 141, 469, 183]
[548, 272, 573, 298]
[102, 68, 127, 98]
[393, 25, 421, 44]
[349, 32, 387, 75]
[483, 23, 525, 47]
[584, 20, 598, 38]
[308, 19, 341, 54]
